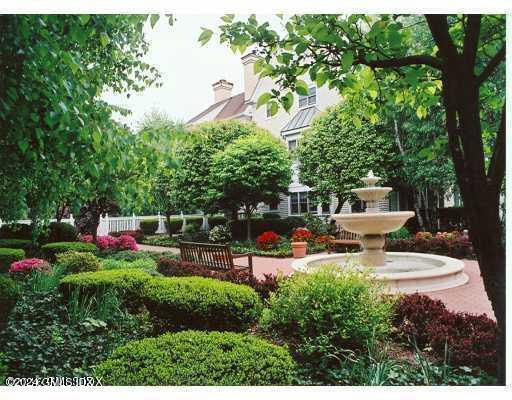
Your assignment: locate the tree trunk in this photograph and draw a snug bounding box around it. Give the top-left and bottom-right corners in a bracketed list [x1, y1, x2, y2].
[440, 63, 505, 383]
[245, 206, 252, 241]
[413, 191, 426, 232]
[334, 196, 347, 214]
[165, 211, 172, 239]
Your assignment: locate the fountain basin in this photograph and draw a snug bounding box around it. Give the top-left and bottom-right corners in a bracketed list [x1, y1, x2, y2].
[292, 252, 468, 294]
[351, 187, 392, 202]
[332, 211, 415, 235]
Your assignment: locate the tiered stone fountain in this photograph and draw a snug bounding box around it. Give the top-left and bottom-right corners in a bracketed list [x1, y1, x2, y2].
[292, 171, 469, 294]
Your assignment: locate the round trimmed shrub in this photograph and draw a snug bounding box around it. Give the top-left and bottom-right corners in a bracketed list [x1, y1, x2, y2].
[141, 276, 262, 332]
[47, 222, 78, 243]
[0, 275, 20, 323]
[0, 239, 32, 250]
[41, 242, 97, 262]
[56, 251, 101, 274]
[260, 265, 395, 363]
[0, 248, 25, 273]
[95, 330, 295, 385]
[139, 220, 159, 235]
[101, 258, 157, 274]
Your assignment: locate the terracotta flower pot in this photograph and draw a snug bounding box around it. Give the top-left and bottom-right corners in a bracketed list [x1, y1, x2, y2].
[291, 241, 307, 258]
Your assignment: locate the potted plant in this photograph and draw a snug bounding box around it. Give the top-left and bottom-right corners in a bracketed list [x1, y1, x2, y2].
[291, 228, 313, 258]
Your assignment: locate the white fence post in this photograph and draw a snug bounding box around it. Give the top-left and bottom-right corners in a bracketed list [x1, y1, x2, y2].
[97, 213, 109, 236]
[202, 215, 210, 232]
[68, 213, 75, 227]
[181, 211, 187, 232]
[131, 213, 136, 230]
[156, 212, 165, 234]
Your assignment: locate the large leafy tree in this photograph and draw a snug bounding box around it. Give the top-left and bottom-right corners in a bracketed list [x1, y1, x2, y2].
[173, 120, 271, 217]
[209, 132, 292, 240]
[0, 14, 166, 226]
[296, 99, 396, 213]
[206, 14, 506, 381]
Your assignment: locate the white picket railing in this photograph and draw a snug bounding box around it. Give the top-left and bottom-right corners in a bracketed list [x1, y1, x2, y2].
[0, 212, 209, 236]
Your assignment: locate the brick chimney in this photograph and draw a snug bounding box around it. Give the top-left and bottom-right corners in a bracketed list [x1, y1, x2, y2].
[212, 79, 234, 103]
[241, 52, 261, 102]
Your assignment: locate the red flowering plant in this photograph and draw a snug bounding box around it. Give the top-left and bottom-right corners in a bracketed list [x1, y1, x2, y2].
[291, 227, 313, 243]
[314, 235, 334, 246]
[256, 231, 280, 250]
[79, 234, 94, 243]
[95, 235, 120, 251]
[116, 234, 138, 251]
[9, 258, 51, 276]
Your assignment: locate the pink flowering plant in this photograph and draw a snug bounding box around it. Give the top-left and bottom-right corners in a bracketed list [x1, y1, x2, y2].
[95, 235, 120, 251]
[9, 258, 51, 275]
[116, 234, 138, 251]
[79, 234, 94, 243]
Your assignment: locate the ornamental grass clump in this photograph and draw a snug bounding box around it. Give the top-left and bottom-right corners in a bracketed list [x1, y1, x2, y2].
[95, 330, 296, 385]
[260, 264, 395, 367]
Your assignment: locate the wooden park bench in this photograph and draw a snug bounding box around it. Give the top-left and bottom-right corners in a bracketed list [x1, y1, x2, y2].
[179, 241, 254, 275]
[327, 229, 361, 254]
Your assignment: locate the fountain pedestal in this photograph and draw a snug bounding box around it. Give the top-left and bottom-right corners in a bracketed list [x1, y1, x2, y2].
[360, 234, 386, 266]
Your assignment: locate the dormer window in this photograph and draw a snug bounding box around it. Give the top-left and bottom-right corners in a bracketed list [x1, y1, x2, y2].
[298, 86, 316, 108]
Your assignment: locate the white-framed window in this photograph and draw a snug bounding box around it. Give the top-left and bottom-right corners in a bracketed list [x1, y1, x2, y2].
[287, 139, 297, 152]
[298, 86, 317, 108]
[290, 191, 317, 215]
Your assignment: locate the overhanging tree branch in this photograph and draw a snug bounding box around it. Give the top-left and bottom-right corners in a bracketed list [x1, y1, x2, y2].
[357, 54, 443, 70]
[476, 45, 505, 86]
[425, 15, 460, 61]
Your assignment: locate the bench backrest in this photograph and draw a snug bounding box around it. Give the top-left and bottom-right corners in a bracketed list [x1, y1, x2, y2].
[179, 241, 235, 270]
[338, 229, 360, 241]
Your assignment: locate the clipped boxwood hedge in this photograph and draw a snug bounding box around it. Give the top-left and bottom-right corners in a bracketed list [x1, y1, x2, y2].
[41, 241, 97, 262]
[0, 223, 32, 240]
[139, 219, 159, 235]
[0, 248, 25, 273]
[59, 269, 152, 299]
[95, 330, 295, 385]
[46, 222, 78, 243]
[0, 239, 32, 250]
[141, 276, 262, 332]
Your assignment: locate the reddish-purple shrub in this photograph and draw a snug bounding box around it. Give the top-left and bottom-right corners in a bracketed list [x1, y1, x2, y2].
[157, 257, 281, 299]
[9, 258, 51, 275]
[393, 294, 447, 347]
[111, 230, 145, 243]
[385, 239, 413, 252]
[386, 232, 474, 259]
[426, 311, 497, 373]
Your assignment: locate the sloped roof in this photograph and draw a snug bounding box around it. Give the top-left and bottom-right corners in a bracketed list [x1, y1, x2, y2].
[281, 106, 319, 133]
[187, 93, 248, 124]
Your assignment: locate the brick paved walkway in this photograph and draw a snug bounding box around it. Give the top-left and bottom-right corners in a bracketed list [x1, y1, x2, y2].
[139, 244, 494, 319]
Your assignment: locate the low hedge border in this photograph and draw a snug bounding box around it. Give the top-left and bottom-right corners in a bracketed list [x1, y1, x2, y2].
[141, 276, 262, 332]
[0, 248, 25, 273]
[94, 330, 296, 385]
[139, 220, 159, 235]
[41, 242, 97, 262]
[0, 239, 32, 250]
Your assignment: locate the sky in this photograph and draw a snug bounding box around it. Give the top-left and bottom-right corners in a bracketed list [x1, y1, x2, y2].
[102, 15, 260, 129]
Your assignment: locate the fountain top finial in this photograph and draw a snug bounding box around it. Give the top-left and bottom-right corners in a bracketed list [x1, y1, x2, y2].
[360, 170, 381, 187]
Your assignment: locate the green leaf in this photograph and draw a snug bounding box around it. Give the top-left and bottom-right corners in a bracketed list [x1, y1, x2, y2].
[353, 116, 362, 129]
[221, 14, 234, 23]
[78, 15, 90, 25]
[282, 92, 294, 112]
[341, 51, 354, 70]
[100, 33, 110, 47]
[416, 105, 427, 119]
[18, 138, 29, 154]
[268, 101, 279, 117]
[256, 93, 272, 109]
[295, 80, 309, 96]
[316, 71, 328, 88]
[150, 14, 159, 28]
[198, 28, 213, 46]
[295, 42, 308, 55]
